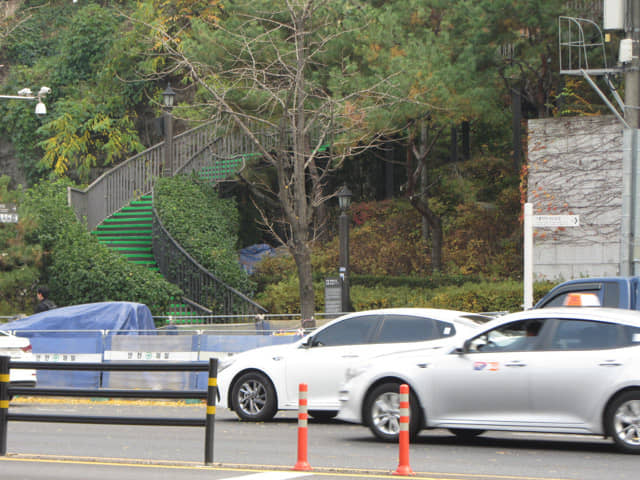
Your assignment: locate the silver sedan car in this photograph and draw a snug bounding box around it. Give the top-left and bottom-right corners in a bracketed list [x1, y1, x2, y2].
[337, 307, 640, 453]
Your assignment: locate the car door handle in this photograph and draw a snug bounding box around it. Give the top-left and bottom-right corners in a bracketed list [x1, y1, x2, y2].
[599, 361, 622, 367]
[341, 355, 359, 358]
[505, 362, 527, 367]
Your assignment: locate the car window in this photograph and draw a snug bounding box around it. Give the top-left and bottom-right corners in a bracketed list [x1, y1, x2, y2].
[543, 289, 601, 307]
[374, 315, 443, 343]
[549, 319, 621, 350]
[627, 326, 640, 346]
[311, 315, 380, 346]
[466, 319, 545, 353]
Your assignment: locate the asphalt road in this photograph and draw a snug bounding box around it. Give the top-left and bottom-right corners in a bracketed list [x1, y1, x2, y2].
[1, 398, 638, 480]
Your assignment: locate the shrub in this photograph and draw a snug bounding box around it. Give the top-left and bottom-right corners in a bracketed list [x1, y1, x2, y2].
[257, 276, 555, 314]
[154, 175, 254, 295]
[20, 179, 182, 316]
[48, 222, 182, 315]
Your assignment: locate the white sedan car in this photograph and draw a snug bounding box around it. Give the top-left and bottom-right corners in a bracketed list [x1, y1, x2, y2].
[0, 330, 37, 390]
[217, 308, 490, 421]
[337, 307, 640, 453]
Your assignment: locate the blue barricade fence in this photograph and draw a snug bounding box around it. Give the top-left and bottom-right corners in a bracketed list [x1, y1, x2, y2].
[6, 328, 304, 390]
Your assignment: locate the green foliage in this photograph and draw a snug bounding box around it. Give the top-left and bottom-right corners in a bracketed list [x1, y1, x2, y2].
[48, 221, 182, 315]
[52, 4, 119, 85]
[350, 273, 479, 289]
[154, 175, 254, 295]
[1, 1, 147, 184]
[256, 276, 324, 315]
[425, 280, 555, 312]
[257, 276, 555, 314]
[38, 97, 144, 181]
[0, 177, 181, 315]
[0, 176, 41, 314]
[253, 184, 523, 312]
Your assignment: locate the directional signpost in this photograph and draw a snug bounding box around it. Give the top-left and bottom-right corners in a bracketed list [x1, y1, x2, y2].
[524, 203, 580, 309]
[0, 203, 18, 223]
[532, 214, 580, 228]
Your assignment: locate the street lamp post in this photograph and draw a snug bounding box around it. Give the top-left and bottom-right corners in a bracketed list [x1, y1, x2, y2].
[337, 184, 352, 312]
[162, 83, 176, 177]
[0, 86, 51, 116]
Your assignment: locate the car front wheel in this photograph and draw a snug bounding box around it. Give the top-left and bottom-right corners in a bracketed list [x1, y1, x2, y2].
[363, 382, 421, 442]
[607, 391, 640, 454]
[230, 371, 277, 421]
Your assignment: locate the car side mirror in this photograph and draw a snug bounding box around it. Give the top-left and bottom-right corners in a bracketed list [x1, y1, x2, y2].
[301, 337, 314, 348]
[456, 339, 471, 355]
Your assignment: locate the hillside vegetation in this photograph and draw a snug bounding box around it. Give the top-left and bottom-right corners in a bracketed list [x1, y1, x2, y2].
[0, 1, 599, 316]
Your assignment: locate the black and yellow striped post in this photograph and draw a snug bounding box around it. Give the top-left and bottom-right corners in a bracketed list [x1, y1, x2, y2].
[0, 355, 9, 456]
[204, 357, 218, 465]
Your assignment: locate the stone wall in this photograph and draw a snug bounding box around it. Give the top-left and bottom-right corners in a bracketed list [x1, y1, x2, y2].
[0, 139, 26, 188]
[527, 115, 623, 281]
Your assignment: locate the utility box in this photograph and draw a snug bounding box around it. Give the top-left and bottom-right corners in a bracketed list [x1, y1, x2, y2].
[603, 0, 625, 30]
[324, 277, 342, 314]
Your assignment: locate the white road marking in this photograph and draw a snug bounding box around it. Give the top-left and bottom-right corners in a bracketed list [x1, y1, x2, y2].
[228, 473, 313, 480]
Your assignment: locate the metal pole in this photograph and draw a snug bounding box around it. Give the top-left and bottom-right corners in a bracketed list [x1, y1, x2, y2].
[0, 356, 9, 456]
[523, 203, 533, 309]
[204, 357, 218, 465]
[164, 110, 174, 176]
[620, 1, 640, 275]
[625, 0, 640, 129]
[339, 211, 350, 312]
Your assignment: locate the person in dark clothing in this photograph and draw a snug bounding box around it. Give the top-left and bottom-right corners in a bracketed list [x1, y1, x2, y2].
[35, 286, 57, 313]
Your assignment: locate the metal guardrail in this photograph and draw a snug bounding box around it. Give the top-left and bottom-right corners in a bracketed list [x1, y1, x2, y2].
[68, 121, 219, 231]
[0, 356, 219, 464]
[152, 204, 267, 316]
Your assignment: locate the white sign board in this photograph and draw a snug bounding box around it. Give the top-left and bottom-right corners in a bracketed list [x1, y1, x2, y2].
[0, 203, 18, 223]
[532, 215, 580, 227]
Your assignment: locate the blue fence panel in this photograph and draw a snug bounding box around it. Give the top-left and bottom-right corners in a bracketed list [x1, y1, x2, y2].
[194, 333, 302, 389]
[28, 333, 103, 388]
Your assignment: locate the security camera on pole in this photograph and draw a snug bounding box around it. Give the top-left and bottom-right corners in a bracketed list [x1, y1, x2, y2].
[0, 86, 51, 116]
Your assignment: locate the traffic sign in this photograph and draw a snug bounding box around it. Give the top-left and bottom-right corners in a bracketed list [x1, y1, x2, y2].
[532, 214, 579, 227]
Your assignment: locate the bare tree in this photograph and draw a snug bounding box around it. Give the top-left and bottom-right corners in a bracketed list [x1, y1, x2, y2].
[141, 0, 405, 317]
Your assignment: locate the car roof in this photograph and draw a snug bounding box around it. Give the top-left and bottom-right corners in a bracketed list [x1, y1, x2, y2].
[322, 308, 491, 328]
[485, 307, 640, 329]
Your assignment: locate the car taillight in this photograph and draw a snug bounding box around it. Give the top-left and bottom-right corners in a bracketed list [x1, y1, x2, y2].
[20, 344, 32, 353]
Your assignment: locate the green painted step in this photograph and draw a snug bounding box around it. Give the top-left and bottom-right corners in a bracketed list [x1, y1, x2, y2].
[94, 195, 156, 271]
[97, 222, 152, 227]
[98, 237, 149, 245]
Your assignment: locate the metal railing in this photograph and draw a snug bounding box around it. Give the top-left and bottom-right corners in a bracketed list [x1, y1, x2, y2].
[152, 204, 267, 317]
[0, 356, 219, 464]
[68, 121, 219, 231]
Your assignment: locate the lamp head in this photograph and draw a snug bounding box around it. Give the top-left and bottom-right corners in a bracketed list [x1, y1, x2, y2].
[162, 83, 176, 108]
[337, 184, 352, 210]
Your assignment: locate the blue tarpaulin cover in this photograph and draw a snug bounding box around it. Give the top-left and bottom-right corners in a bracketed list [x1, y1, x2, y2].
[0, 301, 155, 334]
[0, 302, 155, 388]
[239, 243, 275, 274]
